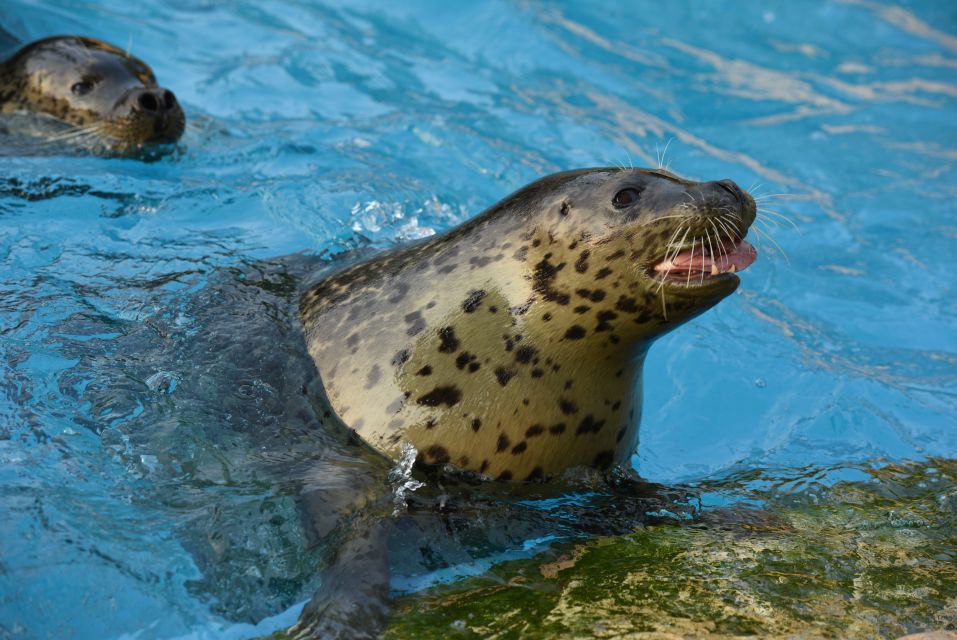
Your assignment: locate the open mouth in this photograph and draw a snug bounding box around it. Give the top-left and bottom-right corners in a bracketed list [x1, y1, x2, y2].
[652, 237, 757, 285]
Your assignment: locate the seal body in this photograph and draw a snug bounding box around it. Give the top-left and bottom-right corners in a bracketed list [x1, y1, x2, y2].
[0, 36, 184, 152]
[300, 168, 757, 481]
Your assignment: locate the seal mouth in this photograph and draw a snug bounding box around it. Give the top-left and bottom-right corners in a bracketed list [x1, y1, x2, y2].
[650, 236, 757, 289]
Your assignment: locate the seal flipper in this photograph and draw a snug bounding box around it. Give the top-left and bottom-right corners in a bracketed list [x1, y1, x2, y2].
[287, 517, 392, 640]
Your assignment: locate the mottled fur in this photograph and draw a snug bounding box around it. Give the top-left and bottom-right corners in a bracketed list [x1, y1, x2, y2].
[300, 168, 756, 480]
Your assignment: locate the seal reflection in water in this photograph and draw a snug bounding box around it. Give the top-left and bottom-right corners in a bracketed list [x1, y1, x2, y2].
[290, 168, 757, 637]
[0, 36, 184, 154]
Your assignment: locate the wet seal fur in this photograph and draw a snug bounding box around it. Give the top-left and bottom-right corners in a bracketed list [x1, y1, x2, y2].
[0, 36, 184, 154]
[300, 167, 757, 483]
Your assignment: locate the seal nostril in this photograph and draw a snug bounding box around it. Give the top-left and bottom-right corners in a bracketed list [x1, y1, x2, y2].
[137, 91, 160, 112]
[162, 90, 176, 110]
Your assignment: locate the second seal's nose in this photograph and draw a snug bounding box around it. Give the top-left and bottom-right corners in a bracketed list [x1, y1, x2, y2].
[131, 88, 178, 114]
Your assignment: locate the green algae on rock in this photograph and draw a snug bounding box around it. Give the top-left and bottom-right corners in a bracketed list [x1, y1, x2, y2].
[383, 459, 957, 639]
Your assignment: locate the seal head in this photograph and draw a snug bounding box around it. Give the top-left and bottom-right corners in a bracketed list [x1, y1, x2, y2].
[0, 36, 185, 153]
[300, 168, 757, 481]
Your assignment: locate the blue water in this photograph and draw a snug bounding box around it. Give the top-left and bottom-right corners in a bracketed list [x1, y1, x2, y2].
[2, 1, 955, 637]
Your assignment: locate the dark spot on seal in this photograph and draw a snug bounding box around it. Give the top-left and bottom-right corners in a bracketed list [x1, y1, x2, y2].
[549, 423, 566, 435]
[417, 386, 462, 407]
[574, 250, 590, 273]
[438, 264, 457, 274]
[438, 326, 459, 353]
[526, 467, 545, 482]
[495, 367, 514, 386]
[515, 345, 536, 364]
[560, 201, 570, 216]
[513, 246, 528, 261]
[532, 239, 541, 247]
[480, 460, 490, 473]
[425, 418, 436, 429]
[576, 415, 606, 435]
[531, 368, 544, 378]
[573, 305, 590, 314]
[615, 295, 639, 313]
[416, 365, 432, 376]
[511, 441, 527, 455]
[607, 250, 625, 261]
[388, 282, 410, 303]
[564, 325, 587, 340]
[489, 305, 498, 313]
[469, 256, 494, 269]
[364, 364, 381, 389]
[346, 333, 360, 348]
[595, 310, 617, 332]
[392, 350, 410, 367]
[559, 399, 578, 415]
[576, 288, 606, 302]
[497, 433, 511, 452]
[593, 451, 614, 469]
[386, 396, 405, 414]
[611, 401, 621, 410]
[595, 267, 612, 280]
[497, 470, 513, 481]
[426, 445, 450, 465]
[542, 312, 552, 321]
[456, 351, 476, 370]
[471, 418, 482, 432]
[533, 256, 570, 305]
[525, 424, 544, 438]
[616, 428, 626, 442]
[404, 310, 426, 336]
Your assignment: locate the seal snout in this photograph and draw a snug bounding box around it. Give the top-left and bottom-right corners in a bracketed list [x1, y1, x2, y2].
[121, 85, 185, 144]
[130, 87, 179, 115]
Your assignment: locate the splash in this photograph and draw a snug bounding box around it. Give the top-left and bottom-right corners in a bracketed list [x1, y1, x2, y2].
[388, 441, 425, 516]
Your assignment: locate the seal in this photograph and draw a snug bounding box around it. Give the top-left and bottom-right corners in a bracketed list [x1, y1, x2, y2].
[0, 36, 185, 153]
[289, 167, 759, 639]
[299, 167, 757, 482]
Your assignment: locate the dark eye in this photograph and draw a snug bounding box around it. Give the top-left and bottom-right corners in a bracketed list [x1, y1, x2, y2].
[71, 81, 94, 96]
[612, 187, 642, 208]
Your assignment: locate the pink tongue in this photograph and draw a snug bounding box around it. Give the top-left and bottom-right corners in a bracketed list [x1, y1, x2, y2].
[655, 239, 757, 274]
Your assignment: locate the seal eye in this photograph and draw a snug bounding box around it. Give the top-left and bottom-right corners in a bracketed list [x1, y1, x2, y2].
[71, 81, 94, 96]
[612, 188, 642, 208]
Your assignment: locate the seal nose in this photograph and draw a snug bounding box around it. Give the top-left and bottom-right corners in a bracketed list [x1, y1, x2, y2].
[131, 87, 178, 114]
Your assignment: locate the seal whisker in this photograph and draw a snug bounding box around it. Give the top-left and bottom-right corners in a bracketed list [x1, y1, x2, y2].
[656, 224, 688, 294]
[714, 215, 741, 245]
[757, 207, 800, 231]
[40, 123, 107, 145]
[685, 236, 696, 287]
[752, 224, 790, 264]
[708, 219, 729, 264]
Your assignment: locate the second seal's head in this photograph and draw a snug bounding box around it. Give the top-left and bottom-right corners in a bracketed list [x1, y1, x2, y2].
[0, 36, 186, 153]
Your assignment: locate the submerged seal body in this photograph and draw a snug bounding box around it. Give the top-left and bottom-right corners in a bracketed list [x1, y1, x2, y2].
[0, 36, 184, 153]
[300, 168, 757, 481]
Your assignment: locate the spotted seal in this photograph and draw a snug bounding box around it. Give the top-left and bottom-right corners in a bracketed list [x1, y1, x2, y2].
[0, 36, 184, 153]
[289, 167, 758, 638]
[300, 167, 757, 482]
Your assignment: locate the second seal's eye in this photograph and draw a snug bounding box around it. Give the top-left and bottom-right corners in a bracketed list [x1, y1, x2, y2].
[612, 188, 642, 208]
[71, 81, 94, 96]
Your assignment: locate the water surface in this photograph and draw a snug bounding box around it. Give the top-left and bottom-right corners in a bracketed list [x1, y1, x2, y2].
[1, 1, 955, 638]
